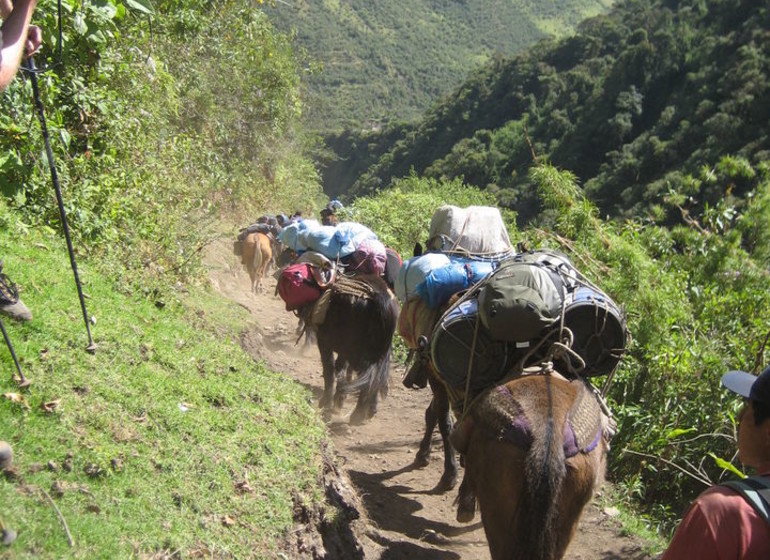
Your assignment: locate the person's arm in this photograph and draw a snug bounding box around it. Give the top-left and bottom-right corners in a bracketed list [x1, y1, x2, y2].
[0, 0, 39, 91]
[0, 1, 13, 19]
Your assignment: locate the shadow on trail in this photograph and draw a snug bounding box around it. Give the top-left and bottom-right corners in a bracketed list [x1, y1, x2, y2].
[371, 535, 463, 560]
[348, 469, 483, 540]
[600, 547, 653, 560]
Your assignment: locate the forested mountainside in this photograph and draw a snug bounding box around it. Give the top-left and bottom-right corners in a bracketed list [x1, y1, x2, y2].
[265, 0, 613, 131]
[321, 0, 769, 225]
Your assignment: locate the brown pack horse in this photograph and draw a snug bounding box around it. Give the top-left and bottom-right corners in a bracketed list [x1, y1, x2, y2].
[449, 372, 611, 560]
[241, 232, 272, 294]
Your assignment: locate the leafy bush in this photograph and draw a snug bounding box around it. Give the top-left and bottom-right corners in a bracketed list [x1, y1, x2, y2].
[1, 1, 324, 294]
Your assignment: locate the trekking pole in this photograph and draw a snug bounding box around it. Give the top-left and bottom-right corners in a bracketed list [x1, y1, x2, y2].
[0, 318, 30, 388]
[26, 57, 97, 353]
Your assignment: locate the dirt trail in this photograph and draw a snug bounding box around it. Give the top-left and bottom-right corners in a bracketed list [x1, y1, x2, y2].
[205, 237, 655, 560]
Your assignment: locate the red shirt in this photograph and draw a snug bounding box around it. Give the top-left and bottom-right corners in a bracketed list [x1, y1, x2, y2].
[661, 471, 770, 560]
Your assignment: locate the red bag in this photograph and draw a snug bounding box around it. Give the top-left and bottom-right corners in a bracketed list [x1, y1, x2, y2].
[278, 263, 322, 311]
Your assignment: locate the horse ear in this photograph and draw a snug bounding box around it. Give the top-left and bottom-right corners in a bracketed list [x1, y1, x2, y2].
[450, 417, 474, 454]
[413, 242, 423, 257]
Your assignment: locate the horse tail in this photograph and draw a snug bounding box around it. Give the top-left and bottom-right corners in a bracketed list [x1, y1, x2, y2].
[258, 233, 272, 275]
[514, 375, 567, 560]
[341, 345, 391, 399]
[338, 280, 398, 399]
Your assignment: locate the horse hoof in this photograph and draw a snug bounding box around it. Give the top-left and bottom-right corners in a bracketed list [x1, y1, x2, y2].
[349, 411, 368, 425]
[318, 395, 332, 409]
[436, 472, 458, 492]
[456, 504, 476, 523]
[413, 453, 430, 468]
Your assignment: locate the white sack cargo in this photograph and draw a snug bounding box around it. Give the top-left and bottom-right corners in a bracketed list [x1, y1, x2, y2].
[427, 205, 514, 258]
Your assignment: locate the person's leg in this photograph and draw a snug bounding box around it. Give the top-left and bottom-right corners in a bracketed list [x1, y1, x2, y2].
[0, 262, 31, 321]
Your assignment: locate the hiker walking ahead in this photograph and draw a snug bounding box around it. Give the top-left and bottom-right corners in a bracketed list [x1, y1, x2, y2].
[0, 0, 41, 90]
[0, 1, 39, 320]
[662, 365, 770, 559]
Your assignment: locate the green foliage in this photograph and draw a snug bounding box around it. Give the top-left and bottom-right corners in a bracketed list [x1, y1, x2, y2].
[265, 0, 612, 131]
[1, 0, 324, 293]
[321, 0, 770, 228]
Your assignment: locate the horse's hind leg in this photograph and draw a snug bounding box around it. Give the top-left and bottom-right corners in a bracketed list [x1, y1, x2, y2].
[415, 396, 438, 467]
[415, 377, 458, 491]
[251, 242, 262, 294]
[456, 470, 477, 522]
[333, 360, 349, 411]
[318, 343, 336, 416]
[434, 381, 458, 491]
[349, 386, 376, 426]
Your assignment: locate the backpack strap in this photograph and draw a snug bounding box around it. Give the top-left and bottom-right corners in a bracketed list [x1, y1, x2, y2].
[721, 476, 770, 524]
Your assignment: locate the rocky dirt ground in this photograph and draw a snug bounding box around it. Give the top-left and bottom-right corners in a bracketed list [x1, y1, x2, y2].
[205, 237, 658, 559]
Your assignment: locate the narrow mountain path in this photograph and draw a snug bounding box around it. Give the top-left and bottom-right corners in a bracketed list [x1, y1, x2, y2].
[205, 236, 657, 559]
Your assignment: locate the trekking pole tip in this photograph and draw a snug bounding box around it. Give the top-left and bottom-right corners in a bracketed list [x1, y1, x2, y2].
[14, 378, 31, 389]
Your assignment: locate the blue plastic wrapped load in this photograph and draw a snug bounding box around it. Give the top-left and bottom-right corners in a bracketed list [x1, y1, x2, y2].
[278, 222, 308, 252]
[281, 220, 378, 260]
[460, 259, 495, 284]
[395, 253, 451, 302]
[334, 222, 379, 257]
[416, 262, 471, 308]
[415, 259, 497, 309]
[301, 225, 341, 257]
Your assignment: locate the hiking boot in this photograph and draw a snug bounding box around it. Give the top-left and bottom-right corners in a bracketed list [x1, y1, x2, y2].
[0, 264, 31, 322]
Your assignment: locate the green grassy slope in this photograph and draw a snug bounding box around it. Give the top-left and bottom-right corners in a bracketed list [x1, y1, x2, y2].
[0, 222, 325, 558]
[266, 0, 613, 131]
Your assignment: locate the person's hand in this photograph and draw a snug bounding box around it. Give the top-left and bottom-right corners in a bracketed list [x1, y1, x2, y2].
[24, 23, 41, 56]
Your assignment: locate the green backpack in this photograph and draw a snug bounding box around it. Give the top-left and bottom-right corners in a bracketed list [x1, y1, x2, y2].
[478, 256, 567, 343]
[721, 476, 770, 524]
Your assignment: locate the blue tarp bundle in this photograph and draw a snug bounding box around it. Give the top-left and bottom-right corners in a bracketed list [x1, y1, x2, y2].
[278, 220, 378, 260]
[303, 225, 340, 256]
[278, 222, 306, 252]
[396, 254, 497, 307]
[415, 258, 496, 308]
[395, 253, 451, 302]
[333, 222, 379, 257]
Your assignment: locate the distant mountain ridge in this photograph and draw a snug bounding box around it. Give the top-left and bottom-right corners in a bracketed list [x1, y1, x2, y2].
[265, 0, 613, 131]
[320, 0, 770, 224]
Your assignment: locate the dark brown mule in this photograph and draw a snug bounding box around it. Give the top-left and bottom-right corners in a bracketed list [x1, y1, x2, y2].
[410, 361, 459, 491]
[304, 274, 399, 424]
[404, 294, 461, 492]
[450, 373, 610, 560]
[241, 232, 272, 294]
